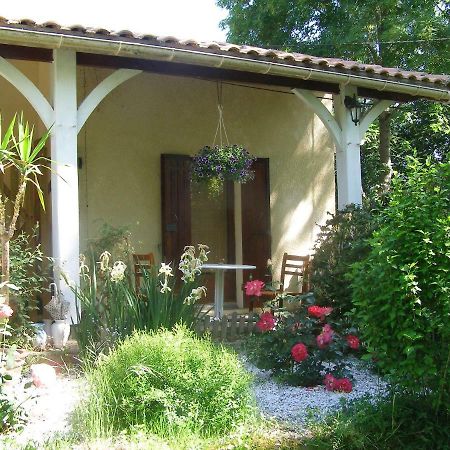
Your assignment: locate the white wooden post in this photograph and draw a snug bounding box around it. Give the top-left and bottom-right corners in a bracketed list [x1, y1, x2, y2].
[333, 85, 363, 208]
[51, 49, 80, 323]
[234, 183, 244, 308]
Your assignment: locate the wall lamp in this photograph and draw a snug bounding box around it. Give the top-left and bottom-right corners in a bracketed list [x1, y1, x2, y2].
[344, 94, 366, 125]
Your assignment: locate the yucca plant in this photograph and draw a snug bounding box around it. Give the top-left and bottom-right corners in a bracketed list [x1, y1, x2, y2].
[0, 114, 51, 305]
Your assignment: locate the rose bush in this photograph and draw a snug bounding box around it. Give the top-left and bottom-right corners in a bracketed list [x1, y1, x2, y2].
[245, 295, 360, 387]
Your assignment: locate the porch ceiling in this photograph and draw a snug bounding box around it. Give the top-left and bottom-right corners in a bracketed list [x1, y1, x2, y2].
[0, 17, 449, 102]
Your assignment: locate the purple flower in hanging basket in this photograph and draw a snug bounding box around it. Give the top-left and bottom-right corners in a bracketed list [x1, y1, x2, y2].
[192, 145, 256, 186]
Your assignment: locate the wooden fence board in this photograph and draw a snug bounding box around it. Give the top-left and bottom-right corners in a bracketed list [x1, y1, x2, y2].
[195, 312, 259, 341]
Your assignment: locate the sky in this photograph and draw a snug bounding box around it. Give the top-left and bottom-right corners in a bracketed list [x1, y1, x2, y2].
[0, 0, 229, 41]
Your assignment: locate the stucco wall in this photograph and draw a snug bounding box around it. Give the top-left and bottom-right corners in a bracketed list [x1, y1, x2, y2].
[0, 59, 336, 278]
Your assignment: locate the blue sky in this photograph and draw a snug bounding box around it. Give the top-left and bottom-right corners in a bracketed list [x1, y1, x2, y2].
[1, 0, 229, 41]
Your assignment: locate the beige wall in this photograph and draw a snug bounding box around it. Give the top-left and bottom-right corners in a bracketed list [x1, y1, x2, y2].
[0, 59, 335, 277]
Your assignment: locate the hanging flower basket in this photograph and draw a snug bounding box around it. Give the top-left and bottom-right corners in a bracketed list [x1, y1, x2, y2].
[191, 145, 256, 195]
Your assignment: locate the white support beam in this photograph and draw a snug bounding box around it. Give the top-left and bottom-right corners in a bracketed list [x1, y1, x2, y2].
[77, 69, 142, 132]
[0, 56, 54, 128]
[360, 99, 394, 138]
[333, 84, 363, 208]
[51, 48, 80, 324]
[292, 88, 342, 150]
[234, 183, 244, 308]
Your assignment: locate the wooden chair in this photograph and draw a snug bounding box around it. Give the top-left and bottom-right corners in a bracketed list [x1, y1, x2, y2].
[133, 253, 155, 290]
[246, 253, 311, 311]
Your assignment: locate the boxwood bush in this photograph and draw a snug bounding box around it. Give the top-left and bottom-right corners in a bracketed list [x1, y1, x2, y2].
[351, 157, 449, 400]
[78, 326, 254, 438]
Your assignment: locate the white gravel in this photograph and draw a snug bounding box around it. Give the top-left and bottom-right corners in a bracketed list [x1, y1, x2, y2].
[1, 374, 82, 448]
[245, 356, 388, 427]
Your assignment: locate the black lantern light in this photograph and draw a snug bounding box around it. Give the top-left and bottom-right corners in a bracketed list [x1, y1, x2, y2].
[344, 94, 366, 125]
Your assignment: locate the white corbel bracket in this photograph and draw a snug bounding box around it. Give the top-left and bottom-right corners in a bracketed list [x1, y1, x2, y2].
[77, 68, 142, 132]
[0, 56, 54, 129]
[293, 88, 343, 150]
[359, 99, 394, 138]
[292, 88, 394, 148]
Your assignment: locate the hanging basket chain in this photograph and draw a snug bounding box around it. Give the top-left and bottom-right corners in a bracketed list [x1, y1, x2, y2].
[191, 81, 256, 196]
[213, 83, 230, 147]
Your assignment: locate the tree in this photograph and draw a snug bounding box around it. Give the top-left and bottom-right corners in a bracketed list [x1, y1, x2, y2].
[0, 115, 51, 305]
[217, 0, 450, 188]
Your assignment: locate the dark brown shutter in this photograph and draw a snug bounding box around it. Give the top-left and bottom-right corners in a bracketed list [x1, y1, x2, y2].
[241, 158, 271, 282]
[161, 154, 192, 264]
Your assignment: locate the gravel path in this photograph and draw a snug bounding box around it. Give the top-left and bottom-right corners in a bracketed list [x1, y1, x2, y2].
[1, 374, 82, 448]
[245, 356, 388, 427]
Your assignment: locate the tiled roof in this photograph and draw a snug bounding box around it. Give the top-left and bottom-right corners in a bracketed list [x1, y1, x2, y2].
[0, 17, 449, 88]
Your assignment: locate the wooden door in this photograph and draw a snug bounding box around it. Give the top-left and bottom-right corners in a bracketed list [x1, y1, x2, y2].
[241, 158, 271, 283]
[161, 155, 192, 264]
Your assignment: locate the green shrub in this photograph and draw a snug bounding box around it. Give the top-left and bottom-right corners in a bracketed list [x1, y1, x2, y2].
[305, 392, 450, 450]
[351, 157, 450, 399]
[77, 326, 254, 438]
[245, 295, 360, 387]
[5, 226, 51, 346]
[311, 205, 377, 314]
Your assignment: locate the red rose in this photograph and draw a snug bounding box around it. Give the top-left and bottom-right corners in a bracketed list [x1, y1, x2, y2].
[256, 311, 276, 332]
[323, 374, 352, 393]
[244, 280, 265, 297]
[335, 378, 352, 393]
[308, 305, 333, 320]
[291, 343, 308, 362]
[346, 335, 360, 350]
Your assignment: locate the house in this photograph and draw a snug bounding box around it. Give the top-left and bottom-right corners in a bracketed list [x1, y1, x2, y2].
[0, 18, 448, 320]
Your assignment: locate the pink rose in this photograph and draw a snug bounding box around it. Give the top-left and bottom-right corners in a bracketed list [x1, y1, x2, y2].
[256, 312, 276, 332]
[244, 280, 265, 297]
[317, 324, 334, 348]
[324, 373, 336, 391]
[291, 343, 308, 362]
[346, 335, 360, 350]
[0, 304, 13, 319]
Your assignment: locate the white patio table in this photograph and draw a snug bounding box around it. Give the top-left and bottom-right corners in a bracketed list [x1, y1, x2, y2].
[201, 263, 256, 319]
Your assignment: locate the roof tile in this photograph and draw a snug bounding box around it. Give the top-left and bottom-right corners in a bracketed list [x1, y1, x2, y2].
[0, 17, 447, 88]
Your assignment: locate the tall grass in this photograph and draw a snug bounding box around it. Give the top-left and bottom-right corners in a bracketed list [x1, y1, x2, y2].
[73, 327, 255, 440]
[305, 392, 450, 449]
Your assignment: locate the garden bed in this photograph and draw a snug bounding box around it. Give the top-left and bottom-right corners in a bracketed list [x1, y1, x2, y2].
[245, 356, 388, 427]
[0, 350, 389, 449]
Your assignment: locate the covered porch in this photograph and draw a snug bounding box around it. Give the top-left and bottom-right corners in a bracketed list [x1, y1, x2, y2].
[0, 20, 448, 321]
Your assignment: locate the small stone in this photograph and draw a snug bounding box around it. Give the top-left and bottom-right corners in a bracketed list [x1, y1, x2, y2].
[30, 364, 57, 388]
